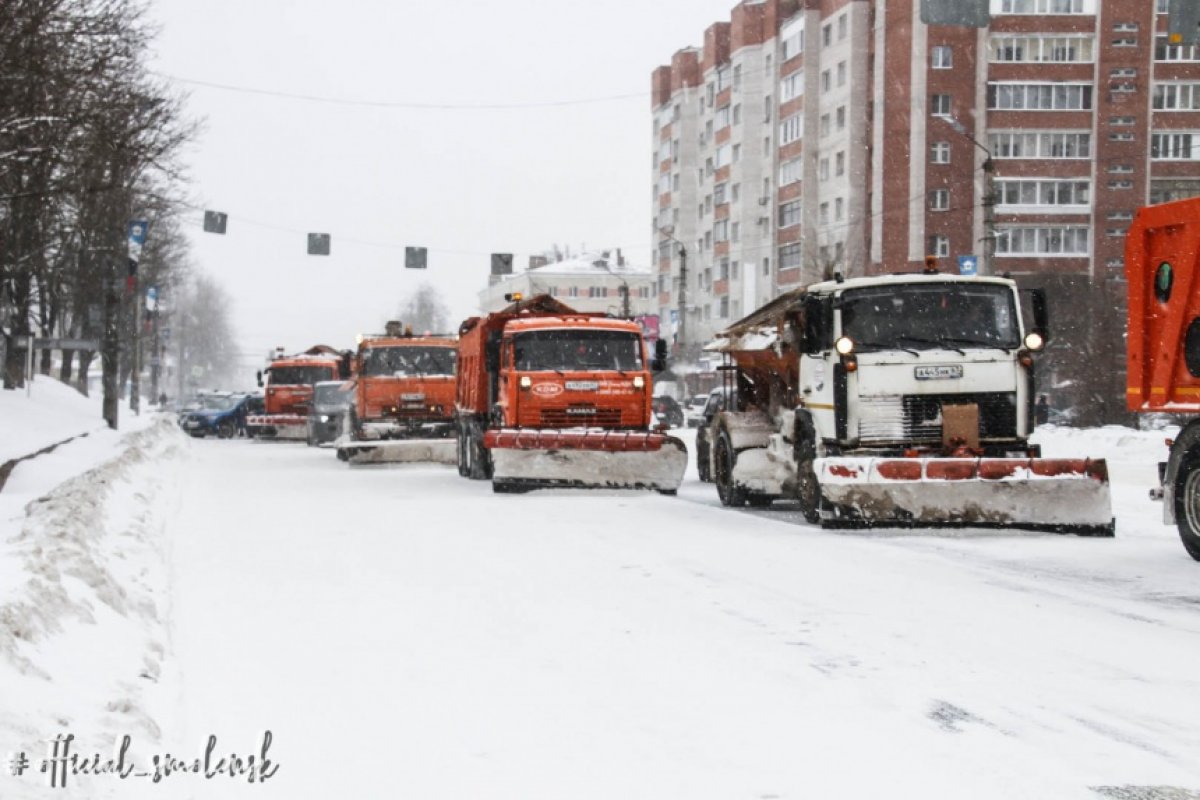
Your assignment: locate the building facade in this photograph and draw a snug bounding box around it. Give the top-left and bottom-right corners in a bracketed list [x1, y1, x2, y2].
[478, 251, 656, 318]
[652, 0, 1200, 366]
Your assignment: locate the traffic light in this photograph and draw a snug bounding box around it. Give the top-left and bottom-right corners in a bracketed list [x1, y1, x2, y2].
[491, 253, 513, 275]
[1169, 0, 1200, 45]
[203, 210, 228, 234]
[920, 0, 989, 27]
[307, 233, 331, 255]
[405, 246, 427, 269]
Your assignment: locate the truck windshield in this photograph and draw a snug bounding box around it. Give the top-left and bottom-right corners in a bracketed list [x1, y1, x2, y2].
[839, 283, 1020, 351]
[514, 330, 644, 371]
[361, 346, 456, 377]
[268, 366, 334, 385]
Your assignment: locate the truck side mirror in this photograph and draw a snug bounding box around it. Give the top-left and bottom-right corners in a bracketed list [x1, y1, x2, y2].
[1031, 288, 1049, 343]
[651, 339, 668, 372]
[485, 335, 502, 374]
[339, 352, 352, 380]
[256, 370, 263, 388]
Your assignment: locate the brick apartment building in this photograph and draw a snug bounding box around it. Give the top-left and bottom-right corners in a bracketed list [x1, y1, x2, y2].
[652, 0, 1200, 403]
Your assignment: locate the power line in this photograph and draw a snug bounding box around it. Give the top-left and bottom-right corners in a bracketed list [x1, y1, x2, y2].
[153, 72, 649, 111]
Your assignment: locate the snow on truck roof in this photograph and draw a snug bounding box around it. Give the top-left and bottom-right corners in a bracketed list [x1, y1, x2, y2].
[504, 316, 643, 335]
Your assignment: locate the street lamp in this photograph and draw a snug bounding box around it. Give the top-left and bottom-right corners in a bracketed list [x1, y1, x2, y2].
[657, 228, 688, 352]
[942, 116, 996, 276]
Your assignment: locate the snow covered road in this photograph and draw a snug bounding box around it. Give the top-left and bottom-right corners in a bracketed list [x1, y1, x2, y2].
[157, 433, 1200, 799]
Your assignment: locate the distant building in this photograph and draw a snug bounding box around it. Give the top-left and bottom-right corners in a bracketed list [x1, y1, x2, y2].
[478, 250, 657, 319]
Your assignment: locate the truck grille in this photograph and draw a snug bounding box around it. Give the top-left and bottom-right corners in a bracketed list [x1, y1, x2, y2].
[858, 392, 1017, 445]
[540, 407, 623, 427]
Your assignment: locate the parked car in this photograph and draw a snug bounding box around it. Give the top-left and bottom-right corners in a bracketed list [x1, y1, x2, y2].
[651, 394, 685, 428]
[243, 393, 266, 438]
[695, 387, 734, 482]
[179, 393, 252, 439]
[685, 394, 709, 428]
[307, 380, 355, 446]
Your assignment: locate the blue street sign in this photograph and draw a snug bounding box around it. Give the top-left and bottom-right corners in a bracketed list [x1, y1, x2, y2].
[958, 255, 978, 276]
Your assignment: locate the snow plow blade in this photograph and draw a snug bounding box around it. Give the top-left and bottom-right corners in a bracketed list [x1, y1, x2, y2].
[336, 438, 458, 465]
[246, 414, 307, 440]
[815, 456, 1114, 535]
[485, 429, 688, 493]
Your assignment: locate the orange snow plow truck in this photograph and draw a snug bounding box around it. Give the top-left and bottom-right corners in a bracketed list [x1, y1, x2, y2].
[1125, 196, 1200, 561]
[336, 322, 458, 465]
[249, 345, 350, 439]
[454, 294, 687, 493]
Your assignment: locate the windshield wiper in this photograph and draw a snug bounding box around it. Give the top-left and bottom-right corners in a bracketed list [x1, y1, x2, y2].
[893, 335, 963, 355]
[854, 339, 919, 356]
[938, 336, 1012, 353]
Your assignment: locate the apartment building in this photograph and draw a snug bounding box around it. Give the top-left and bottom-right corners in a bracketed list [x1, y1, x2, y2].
[652, 0, 1200, 362]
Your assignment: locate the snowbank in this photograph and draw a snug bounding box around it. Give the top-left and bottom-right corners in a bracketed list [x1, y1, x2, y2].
[0, 377, 114, 463]
[0, 416, 185, 799]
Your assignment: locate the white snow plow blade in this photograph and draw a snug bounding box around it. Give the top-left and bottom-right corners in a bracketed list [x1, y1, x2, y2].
[336, 438, 457, 465]
[485, 429, 688, 493]
[815, 456, 1114, 535]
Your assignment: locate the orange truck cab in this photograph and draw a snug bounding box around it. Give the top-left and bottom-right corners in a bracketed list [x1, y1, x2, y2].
[350, 327, 457, 441]
[1126, 197, 1200, 560]
[455, 294, 686, 493]
[248, 345, 349, 439]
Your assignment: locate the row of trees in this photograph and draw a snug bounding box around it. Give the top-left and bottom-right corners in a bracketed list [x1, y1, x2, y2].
[0, 0, 235, 418]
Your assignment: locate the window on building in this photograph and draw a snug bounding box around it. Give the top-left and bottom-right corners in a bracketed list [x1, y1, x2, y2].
[733, 64, 742, 90]
[990, 34, 1094, 62]
[1152, 132, 1200, 160]
[930, 189, 950, 210]
[995, 179, 1091, 207]
[715, 144, 730, 168]
[716, 105, 731, 129]
[714, 219, 729, 242]
[932, 45, 953, 68]
[823, 23, 832, 46]
[836, 106, 846, 130]
[989, 130, 1091, 158]
[836, 151, 845, 176]
[731, 222, 740, 242]
[781, 71, 805, 102]
[568, 286, 579, 297]
[780, 113, 803, 145]
[996, 0, 1089, 13]
[838, 13, 848, 40]
[1156, 36, 1200, 62]
[819, 158, 830, 181]
[929, 235, 950, 258]
[987, 83, 1093, 110]
[763, 136, 771, 155]
[995, 226, 1090, 256]
[819, 202, 830, 225]
[820, 114, 831, 136]
[931, 141, 951, 163]
[837, 61, 847, 86]
[732, 143, 741, 162]
[763, 257, 771, 275]
[764, 94, 773, 121]
[835, 197, 844, 221]
[1150, 179, 1200, 203]
[931, 93, 952, 116]
[780, 243, 803, 270]
[706, 83, 715, 107]
[714, 182, 727, 205]
[782, 27, 804, 60]
[821, 70, 831, 93]
[719, 296, 729, 318]
[779, 199, 802, 228]
[1153, 83, 1200, 110]
[733, 104, 741, 124]
[780, 158, 803, 186]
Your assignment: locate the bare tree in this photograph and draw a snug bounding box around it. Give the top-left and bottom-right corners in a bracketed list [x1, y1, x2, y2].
[395, 283, 451, 334]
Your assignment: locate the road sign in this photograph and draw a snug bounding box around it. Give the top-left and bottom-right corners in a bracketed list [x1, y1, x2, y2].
[490, 253, 513, 275]
[958, 255, 979, 276]
[405, 246, 428, 269]
[308, 233, 331, 256]
[203, 210, 228, 234]
[13, 337, 100, 350]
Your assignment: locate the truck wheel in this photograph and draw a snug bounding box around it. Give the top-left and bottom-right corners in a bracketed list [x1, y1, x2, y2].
[714, 431, 746, 507]
[217, 419, 236, 439]
[456, 422, 469, 477]
[466, 422, 491, 480]
[1173, 451, 1200, 561]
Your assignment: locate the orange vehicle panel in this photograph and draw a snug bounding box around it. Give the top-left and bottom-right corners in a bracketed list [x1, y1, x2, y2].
[354, 337, 457, 424]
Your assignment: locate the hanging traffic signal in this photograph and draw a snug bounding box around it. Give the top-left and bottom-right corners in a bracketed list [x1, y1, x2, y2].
[405, 246, 428, 269]
[307, 233, 331, 255]
[491, 253, 513, 275]
[203, 210, 228, 234]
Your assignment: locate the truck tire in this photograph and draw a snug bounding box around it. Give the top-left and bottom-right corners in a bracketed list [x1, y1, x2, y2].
[714, 430, 746, 507]
[1172, 449, 1200, 561]
[456, 420, 470, 477]
[217, 419, 236, 439]
[696, 429, 712, 482]
[466, 422, 491, 481]
[793, 416, 822, 525]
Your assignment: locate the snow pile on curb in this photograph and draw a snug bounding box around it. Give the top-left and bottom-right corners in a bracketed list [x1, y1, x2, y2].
[0, 417, 185, 795]
[0, 378, 112, 463]
[1033, 423, 1177, 464]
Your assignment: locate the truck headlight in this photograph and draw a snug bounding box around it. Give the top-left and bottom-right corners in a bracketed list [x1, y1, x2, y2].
[1023, 332, 1045, 351]
[520, 376, 532, 389]
[835, 336, 855, 355]
[319, 415, 330, 423]
[633, 376, 645, 389]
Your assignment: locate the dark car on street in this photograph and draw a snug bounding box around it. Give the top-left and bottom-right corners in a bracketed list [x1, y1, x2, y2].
[306, 380, 355, 446]
[651, 395, 685, 428]
[179, 393, 253, 439]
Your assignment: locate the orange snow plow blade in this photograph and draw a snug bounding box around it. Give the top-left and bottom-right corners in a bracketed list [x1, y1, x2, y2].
[485, 429, 688, 493]
[816, 457, 1114, 535]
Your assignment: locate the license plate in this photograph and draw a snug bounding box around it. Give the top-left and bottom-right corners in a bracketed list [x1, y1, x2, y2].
[915, 365, 963, 380]
[401, 393, 425, 401]
[565, 381, 599, 391]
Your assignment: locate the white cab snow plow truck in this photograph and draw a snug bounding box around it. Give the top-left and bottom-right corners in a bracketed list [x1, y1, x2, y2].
[703, 270, 1114, 534]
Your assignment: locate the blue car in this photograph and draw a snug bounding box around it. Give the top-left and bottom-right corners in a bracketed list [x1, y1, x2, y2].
[179, 393, 252, 438]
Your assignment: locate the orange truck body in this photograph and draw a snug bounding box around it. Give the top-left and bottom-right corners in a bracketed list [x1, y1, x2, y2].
[453, 294, 686, 492]
[249, 345, 347, 439]
[1125, 197, 1200, 560]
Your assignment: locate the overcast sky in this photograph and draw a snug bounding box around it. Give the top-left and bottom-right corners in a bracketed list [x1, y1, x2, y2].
[149, 0, 739, 379]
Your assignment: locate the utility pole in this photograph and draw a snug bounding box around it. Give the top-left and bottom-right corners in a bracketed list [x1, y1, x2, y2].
[102, 261, 119, 429]
[677, 245, 688, 352]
